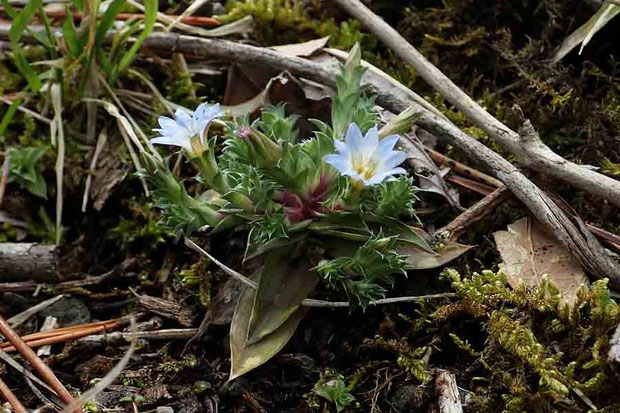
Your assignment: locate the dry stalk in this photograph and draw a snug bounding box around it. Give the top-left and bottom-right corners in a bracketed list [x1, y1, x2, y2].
[0, 314, 82, 412]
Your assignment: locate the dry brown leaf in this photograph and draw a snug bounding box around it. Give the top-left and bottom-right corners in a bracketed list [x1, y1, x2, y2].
[493, 216, 588, 302]
[270, 36, 330, 57]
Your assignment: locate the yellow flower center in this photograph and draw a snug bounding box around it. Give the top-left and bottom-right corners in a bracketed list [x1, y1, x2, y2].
[353, 158, 376, 180]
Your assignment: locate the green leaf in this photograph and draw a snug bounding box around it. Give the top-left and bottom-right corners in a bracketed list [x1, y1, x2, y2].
[95, 0, 126, 44]
[579, 2, 619, 54]
[9, 0, 43, 92]
[13, 53, 41, 92]
[229, 283, 308, 380]
[313, 376, 355, 412]
[112, 0, 157, 81]
[399, 241, 473, 270]
[10, 0, 41, 48]
[0, 98, 22, 137]
[247, 250, 318, 344]
[7, 146, 48, 199]
[62, 9, 83, 58]
[243, 231, 308, 262]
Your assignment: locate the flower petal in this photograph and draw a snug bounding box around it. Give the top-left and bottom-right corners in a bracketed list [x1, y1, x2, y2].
[345, 123, 364, 155]
[362, 126, 380, 157]
[365, 167, 407, 185]
[202, 103, 223, 121]
[334, 139, 348, 155]
[193, 102, 210, 120]
[323, 154, 352, 174]
[379, 151, 408, 171]
[374, 135, 400, 159]
[150, 136, 191, 151]
[175, 108, 192, 128]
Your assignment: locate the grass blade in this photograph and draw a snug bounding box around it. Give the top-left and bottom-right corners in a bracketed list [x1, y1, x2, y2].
[112, 0, 157, 82]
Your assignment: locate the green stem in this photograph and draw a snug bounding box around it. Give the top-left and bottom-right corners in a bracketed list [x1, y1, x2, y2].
[192, 155, 253, 212]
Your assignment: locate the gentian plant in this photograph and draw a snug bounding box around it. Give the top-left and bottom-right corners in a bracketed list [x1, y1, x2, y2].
[140, 44, 469, 379]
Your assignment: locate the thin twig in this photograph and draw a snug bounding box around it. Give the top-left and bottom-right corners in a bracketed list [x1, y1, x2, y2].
[0, 321, 123, 352]
[0, 97, 52, 124]
[184, 238, 258, 289]
[41, 9, 221, 27]
[424, 146, 503, 188]
[0, 376, 26, 412]
[0, 314, 82, 411]
[438, 186, 511, 241]
[0, 349, 55, 394]
[7, 294, 64, 327]
[0, 153, 10, 207]
[62, 317, 138, 413]
[301, 293, 456, 308]
[79, 328, 198, 343]
[186, 239, 455, 307]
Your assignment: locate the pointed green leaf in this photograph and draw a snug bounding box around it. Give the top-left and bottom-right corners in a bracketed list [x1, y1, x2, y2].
[112, 0, 158, 81]
[229, 285, 308, 380]
[62, 9, 83, 58]
[247, 251, 318, 345]
[399, 241, 473, 270]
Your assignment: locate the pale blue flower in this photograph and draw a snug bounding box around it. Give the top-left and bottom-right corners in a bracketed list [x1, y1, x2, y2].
[323, 123, 407, 186]
[151, 103, 223, 152]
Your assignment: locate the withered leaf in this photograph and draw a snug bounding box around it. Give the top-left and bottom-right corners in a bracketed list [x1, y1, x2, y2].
[493, 216, 588, 302]
[270, 36, 330, 57]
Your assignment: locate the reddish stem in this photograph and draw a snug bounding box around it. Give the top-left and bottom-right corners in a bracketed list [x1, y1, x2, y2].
[0, 314, 82, 412]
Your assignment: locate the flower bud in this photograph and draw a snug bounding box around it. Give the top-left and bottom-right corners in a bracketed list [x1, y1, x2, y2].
[238, 126, 284, 167]
[378, 105, 420, 139]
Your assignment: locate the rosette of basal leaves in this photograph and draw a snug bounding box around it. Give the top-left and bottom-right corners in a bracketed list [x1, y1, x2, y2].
[141, 43, 471, 380]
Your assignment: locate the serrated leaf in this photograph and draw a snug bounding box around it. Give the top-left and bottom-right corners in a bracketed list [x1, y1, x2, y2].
[247, 250, 318, 344]
[229, 285, 308, 380]
[399, 241, 473, 270]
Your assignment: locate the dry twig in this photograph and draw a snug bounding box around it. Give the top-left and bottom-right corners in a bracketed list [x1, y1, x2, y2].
[0, 376, 26, 412]
[0, 314, 81, 411]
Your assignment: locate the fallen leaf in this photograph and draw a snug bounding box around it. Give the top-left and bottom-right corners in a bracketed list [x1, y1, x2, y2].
[399, 241, 473, 270]
[248, 250, 318, 345]
[229, 284, 307, 381]
[493, 216, 588, 302]
[399, 133, 462, 210]
[270, 36, 330, 57]
[222, 68, 331, 137]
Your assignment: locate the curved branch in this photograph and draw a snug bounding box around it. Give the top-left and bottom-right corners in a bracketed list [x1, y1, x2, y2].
[333, 0, 620, 210]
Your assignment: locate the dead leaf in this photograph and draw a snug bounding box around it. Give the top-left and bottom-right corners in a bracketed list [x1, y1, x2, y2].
[399, 241, 473, 270]
[270, 36, 330, 57]
[493, 216, 588, 302]
[223, 70, 331, 137]
[229, 284, 307, 380]
[399, 133, 462, 210]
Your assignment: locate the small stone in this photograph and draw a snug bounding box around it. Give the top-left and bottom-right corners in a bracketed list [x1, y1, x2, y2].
[40, 297, 91, 326]
[156, 407, 174, 413]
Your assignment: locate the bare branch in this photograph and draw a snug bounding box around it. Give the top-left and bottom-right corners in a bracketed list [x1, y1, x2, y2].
[333, 0, 620, 209]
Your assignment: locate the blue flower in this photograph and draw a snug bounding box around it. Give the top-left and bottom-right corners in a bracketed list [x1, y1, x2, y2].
[151, 103, 223, 153]
[323, 123, 407, 186]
